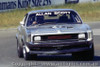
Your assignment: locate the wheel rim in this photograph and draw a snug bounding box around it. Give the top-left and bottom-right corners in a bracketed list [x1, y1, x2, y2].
[17, 40, 20, 53]
[17, 44, 20, 56]
[23, 48, 26, 58]
[17, 45, 19, 51]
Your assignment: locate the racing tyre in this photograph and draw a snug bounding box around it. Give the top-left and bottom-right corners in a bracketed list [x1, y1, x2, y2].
[23, 47, 37, 60]
[17, 40, 23, 58]
[72, 45, 94, 61]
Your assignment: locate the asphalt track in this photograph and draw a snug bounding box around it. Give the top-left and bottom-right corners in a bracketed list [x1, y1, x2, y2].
[0, 22, 100, 67]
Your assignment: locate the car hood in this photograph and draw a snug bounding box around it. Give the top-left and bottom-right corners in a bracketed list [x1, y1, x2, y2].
[26, 23, 90, 35]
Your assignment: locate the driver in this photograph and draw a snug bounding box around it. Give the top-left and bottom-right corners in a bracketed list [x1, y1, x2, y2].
[32, 16, 44, 25]
[32, 21, 37, 25]
[32, 17, 37, 25]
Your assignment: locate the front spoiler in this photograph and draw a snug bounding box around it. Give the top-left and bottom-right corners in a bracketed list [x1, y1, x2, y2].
[29, 47, 90, 54]
[25, 40, 93, 54]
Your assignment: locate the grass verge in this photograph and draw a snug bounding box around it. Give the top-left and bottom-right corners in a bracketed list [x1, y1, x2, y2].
[0, 2, 100, 29]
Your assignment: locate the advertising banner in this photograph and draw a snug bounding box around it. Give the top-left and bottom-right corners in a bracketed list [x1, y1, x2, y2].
[0, 0, 100, 12]
[0, 0, 65, 12]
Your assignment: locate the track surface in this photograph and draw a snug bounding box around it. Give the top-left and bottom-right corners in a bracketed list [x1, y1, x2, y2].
[0, 22, 100, 67]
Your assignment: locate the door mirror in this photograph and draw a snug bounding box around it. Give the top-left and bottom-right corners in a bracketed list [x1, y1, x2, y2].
[20, 21, 24, 26]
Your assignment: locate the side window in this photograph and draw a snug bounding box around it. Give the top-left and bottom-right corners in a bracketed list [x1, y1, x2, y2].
[71, 12, 82, 24]
[74, 15, 81, 23]
[27, 14, 35, 26]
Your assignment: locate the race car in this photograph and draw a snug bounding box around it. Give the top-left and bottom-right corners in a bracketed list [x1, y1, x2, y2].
[16, 9, 94, 60]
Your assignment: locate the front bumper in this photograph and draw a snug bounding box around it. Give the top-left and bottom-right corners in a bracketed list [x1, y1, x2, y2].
[25, 40, 93, 55]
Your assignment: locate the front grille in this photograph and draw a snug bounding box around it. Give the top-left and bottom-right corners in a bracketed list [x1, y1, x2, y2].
[33, 34, 79, 41]
[47, 34, 78, 40]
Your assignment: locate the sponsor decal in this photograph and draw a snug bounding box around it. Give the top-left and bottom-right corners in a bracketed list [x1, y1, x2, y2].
[36, 11, 70, 16]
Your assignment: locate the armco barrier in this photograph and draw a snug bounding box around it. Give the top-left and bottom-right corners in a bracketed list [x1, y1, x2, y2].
[65, 0, 100, 3]
[79, 0, 100, 3]
[0, 0, 65, 12]
[65, 0, 79, 3]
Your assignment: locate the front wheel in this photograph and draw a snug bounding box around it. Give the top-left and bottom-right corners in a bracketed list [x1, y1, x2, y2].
[17, 40, 23, 58]
[72, 45, 94, 61]
[23, 47, 37, 60]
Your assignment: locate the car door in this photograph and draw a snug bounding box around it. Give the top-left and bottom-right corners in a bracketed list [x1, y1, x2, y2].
[20, 14, 28, 43]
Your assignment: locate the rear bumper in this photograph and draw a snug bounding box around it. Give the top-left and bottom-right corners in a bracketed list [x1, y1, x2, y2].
[25, 40, 93, 54]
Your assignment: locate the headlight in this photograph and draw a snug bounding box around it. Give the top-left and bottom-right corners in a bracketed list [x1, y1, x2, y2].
[34, 36, 41, 41]
[26, 35, 31, 42]
[78, 33, 85, 39]
[87, 30, 93, 41]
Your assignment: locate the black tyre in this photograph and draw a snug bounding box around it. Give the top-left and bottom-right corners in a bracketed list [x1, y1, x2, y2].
[72, 45, 94, 61]
[17, 40, 23, 58]
[23, 47, 37, 60]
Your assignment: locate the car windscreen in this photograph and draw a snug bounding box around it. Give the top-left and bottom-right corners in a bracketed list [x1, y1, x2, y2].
[27, 11, 82, 26]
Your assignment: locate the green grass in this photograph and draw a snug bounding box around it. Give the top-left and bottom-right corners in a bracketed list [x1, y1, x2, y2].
[0, 2, 100, 29]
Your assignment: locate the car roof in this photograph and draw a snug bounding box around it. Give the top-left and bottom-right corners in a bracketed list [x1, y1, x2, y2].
[28, 9, 75, 14]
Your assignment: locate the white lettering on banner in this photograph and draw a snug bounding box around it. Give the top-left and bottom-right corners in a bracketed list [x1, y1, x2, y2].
[0, 0, 51, 11]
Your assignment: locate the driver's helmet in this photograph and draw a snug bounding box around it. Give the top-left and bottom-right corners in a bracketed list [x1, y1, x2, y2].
[35, 16, 45, 24]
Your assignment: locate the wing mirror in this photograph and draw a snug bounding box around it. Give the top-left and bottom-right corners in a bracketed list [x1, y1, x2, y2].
[20, 21, 24, 26]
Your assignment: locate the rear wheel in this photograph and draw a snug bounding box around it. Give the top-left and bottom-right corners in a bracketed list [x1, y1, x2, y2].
[72, 45, 94, 61]
[17, 40, 23, 58]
